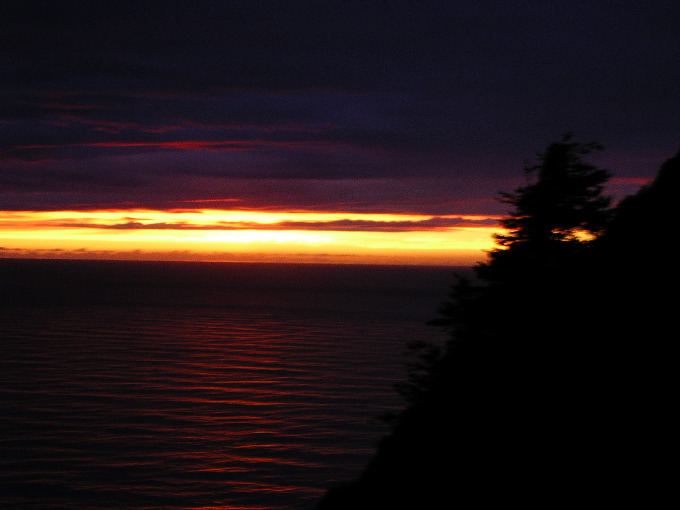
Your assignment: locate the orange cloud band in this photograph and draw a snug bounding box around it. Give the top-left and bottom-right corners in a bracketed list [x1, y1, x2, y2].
[0, 209, 500, 265]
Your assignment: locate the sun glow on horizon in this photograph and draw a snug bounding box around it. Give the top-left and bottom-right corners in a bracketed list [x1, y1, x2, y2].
[0, 208, 500, 265]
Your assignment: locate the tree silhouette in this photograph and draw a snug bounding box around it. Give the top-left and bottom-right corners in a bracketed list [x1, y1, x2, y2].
[427, 135, 614, 376]
[478, 132, 612, 282]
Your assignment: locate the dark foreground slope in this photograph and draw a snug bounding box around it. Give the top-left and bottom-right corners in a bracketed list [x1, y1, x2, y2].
[316, 150, 679, 509]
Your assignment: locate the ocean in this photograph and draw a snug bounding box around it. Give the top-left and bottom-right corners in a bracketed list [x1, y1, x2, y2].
[0, 259, 459, 510]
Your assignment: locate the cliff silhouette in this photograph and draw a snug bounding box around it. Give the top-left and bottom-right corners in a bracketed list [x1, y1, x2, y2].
[316, 141, 679, 509]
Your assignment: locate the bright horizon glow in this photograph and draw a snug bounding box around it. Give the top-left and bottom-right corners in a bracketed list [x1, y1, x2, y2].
[0, 208, 500, 266]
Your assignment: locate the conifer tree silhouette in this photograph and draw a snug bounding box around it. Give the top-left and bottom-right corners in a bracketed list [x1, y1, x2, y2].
[478, 132, 612, 282]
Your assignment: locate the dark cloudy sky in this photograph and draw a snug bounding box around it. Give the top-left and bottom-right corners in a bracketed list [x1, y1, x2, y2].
[2, 0, 679, 215]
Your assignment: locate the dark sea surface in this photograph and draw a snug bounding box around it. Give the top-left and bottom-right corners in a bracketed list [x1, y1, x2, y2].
[0, 259, 459, 510]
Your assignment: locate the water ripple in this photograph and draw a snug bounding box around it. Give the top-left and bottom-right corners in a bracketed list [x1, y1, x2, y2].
[1, 261, 452, 509]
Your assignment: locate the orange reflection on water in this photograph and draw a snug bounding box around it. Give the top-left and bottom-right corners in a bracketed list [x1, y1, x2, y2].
[0, 263, 427, 509]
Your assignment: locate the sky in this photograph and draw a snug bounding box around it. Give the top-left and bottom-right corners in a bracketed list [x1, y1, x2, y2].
[1, 0, 679, 265]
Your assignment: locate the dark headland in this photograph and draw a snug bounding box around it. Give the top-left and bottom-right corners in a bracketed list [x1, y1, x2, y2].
[316, 138, 679, 508]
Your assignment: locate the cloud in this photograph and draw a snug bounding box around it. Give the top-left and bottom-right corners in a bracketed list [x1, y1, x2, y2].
[54, 215, 500, 233]
[2, 89, 451, 160]
[1, 1, 678, 218]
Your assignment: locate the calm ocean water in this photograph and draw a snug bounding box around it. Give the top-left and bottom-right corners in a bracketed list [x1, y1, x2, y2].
[0, 259, 458, 510]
